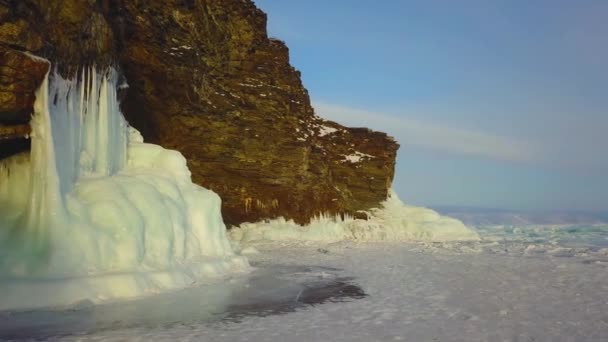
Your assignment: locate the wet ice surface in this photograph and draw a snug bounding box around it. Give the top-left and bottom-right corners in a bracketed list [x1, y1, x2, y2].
[0, 265, 366, 341]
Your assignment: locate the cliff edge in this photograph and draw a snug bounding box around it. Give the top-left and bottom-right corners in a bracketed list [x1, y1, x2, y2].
[0, 0, 399, 225]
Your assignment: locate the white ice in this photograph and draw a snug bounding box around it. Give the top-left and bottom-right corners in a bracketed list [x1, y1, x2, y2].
[230, 190, 480, 244]
[0, 64, 248, 311]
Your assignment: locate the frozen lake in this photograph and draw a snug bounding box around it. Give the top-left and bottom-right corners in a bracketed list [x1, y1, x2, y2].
[1, 224, 607, 341]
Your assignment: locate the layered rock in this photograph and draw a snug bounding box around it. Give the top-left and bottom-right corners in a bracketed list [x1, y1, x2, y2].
[0, 0, 399, 225]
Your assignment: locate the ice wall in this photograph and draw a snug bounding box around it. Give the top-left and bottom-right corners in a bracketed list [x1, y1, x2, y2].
[0, 64, 248, 311]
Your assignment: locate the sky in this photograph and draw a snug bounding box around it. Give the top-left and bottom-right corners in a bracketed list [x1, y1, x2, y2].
[254, 0, 608, 212]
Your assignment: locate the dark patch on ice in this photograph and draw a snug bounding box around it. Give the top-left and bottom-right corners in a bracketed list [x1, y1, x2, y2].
[0, 265, 366, 340]
[221, 277, 366, 323]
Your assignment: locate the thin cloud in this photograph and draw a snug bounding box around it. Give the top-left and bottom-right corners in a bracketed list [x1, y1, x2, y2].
[314, 102, 540, 163]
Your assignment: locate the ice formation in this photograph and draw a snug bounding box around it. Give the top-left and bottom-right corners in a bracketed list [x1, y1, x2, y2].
[0, 63, 248, 311]
[230, 190, 480, 244]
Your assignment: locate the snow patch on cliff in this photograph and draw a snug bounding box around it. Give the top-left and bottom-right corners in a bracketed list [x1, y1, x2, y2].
[343, 151, 375, 163]
[318, 125, 339, 137]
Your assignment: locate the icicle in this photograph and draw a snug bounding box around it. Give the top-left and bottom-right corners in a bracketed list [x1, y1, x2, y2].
[22, 65, 65, 244]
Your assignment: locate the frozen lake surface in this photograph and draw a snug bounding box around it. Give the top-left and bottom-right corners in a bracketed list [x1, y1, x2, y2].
[1, 225, 607, 341]
[0, 265, 366, 340]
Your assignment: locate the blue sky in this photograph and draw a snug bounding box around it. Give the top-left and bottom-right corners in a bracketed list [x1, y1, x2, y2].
[254, 0, 608, 212]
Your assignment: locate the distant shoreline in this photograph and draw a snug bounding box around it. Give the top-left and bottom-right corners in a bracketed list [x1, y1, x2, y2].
[431, 206, 608, 226]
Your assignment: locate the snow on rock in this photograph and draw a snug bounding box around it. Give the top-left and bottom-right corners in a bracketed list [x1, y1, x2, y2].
[0, 65, 248, 311]
[318, 125, 339, 137]
[343, 151, 375, 163]
[229, 190, 479, 244]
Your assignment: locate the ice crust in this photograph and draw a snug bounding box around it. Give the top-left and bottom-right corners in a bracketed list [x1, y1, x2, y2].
[230, 190, 480, 244]
[0, 66, 248, 311]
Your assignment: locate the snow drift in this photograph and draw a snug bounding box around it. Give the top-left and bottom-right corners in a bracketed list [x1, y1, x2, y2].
[0, 64, 248, 311]
[230, 190, 480, 244]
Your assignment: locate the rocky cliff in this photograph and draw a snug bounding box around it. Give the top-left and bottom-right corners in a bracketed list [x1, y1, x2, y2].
[0, 0, 399, 225]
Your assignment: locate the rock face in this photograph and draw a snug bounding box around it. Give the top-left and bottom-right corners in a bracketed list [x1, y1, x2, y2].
[0, 0, 399, 225]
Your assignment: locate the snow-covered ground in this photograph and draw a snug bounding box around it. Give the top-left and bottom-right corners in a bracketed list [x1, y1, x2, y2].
[3, 225, 606, 341]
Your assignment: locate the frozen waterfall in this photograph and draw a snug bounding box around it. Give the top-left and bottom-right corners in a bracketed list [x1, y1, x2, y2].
[0, 62, 248, 311]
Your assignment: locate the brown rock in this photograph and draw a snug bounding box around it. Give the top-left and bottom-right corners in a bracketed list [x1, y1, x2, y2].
[0, 47, 49, 123]
[0, 123, 29, 140]
[0, 18, 43, 51]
